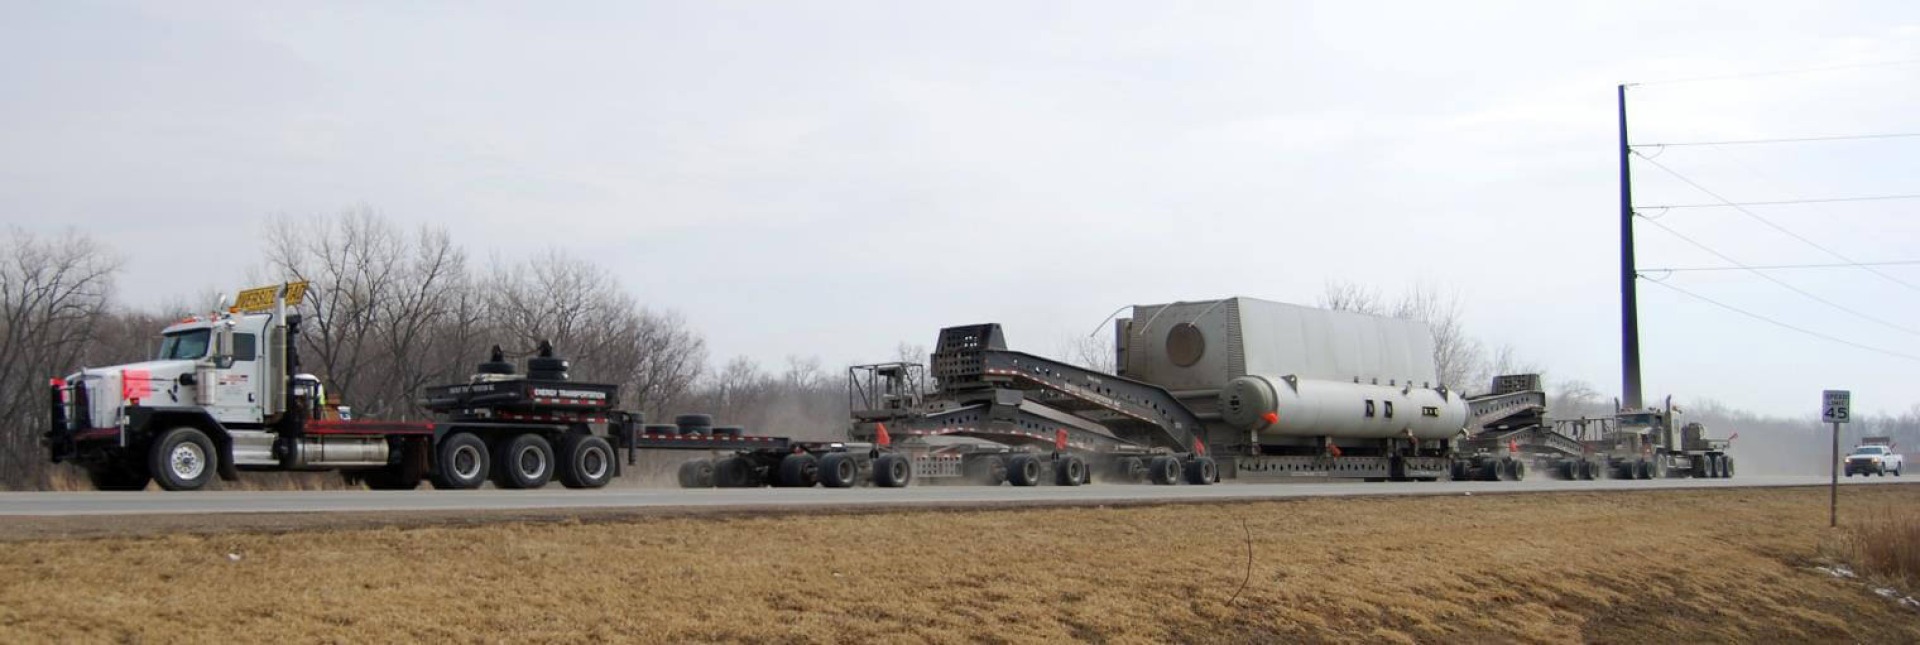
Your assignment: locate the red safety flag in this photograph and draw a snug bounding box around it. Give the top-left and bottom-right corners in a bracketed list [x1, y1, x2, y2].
[1728, 432, 1739, 442]
[1508, 439, 1519, 453]
[1055, 428, 1069, 451]
[1328, 443, 1343, 457]
[1261, 411, 1278, 426]
[874, 422, 891, 447]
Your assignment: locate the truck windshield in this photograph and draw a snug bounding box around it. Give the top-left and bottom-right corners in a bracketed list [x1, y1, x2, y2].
[158, 329, 211, 360]
[1852, 446, 1887, 456]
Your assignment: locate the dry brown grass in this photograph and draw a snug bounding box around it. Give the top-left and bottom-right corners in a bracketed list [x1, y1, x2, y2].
[1822, 504, 1920, 591]
[2, 486, 1918, 643]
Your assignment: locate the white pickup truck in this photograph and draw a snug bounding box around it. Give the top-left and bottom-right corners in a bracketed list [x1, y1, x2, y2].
[1845, 442, 1903, 477]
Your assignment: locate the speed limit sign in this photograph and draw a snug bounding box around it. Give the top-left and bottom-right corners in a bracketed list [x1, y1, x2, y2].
[1823, 390, 1851, 424]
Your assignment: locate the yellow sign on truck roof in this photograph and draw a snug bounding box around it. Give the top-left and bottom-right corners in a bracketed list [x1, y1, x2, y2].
[233, 281, 309, 312]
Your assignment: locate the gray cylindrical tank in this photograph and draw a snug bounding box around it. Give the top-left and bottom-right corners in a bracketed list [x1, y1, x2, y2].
[1219, 374, 1467, 440]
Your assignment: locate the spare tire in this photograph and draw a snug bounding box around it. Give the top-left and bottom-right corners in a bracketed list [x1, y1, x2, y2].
[712, 426, 745, 438]
[526, 356, 569, 373]
[675, 414, 715, 427]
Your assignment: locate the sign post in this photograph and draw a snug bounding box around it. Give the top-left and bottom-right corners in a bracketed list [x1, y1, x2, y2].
[1823, 389, 1851, 528]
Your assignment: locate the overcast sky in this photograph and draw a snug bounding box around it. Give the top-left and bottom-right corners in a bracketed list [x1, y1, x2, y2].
[3, 1, 1916, 418]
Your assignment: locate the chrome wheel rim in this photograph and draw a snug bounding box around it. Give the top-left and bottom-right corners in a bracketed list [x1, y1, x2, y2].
[452, 445, 482, 480]
[169, 442, 205, 480]
[518, 446, 547, 480]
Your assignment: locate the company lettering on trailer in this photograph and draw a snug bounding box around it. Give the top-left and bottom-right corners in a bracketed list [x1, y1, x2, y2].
[530, 388, 611, 407]
[532, 388, 607, 400]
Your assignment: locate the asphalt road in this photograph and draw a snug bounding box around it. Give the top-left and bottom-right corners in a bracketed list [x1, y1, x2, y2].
[0, 474, 1907, 517]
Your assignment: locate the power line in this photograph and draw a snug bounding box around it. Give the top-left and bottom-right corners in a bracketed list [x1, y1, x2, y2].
[1638, 132, 1920, 147]
[1644, 259, 1920, 273]
[1636, 215, 1920, 337]
[1633, 151, 1920, 293]
[1632, 59, 1920, 86]
[1642, 193, 1920, 209]
[1642, 279, 1920, 363]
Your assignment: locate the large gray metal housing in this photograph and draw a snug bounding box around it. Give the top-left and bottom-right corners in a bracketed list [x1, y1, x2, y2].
[1119, 297, 1443, 392]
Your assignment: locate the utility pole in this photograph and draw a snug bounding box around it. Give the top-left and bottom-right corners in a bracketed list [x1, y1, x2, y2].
[1619, 84, 1643, 411]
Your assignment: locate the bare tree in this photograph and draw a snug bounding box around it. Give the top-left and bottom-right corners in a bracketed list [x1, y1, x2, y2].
[1057, 334, 1117, 374]
[265, 207, 409, 412]
[0, 229, 119, 488]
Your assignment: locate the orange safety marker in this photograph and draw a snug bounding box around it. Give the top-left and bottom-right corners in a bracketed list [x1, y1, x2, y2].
[1329, 443, 1343, 457]
[1193, 437, 1208, 456]
[874, 422, 891, 447]
[1261, 411, 1279, 426]
[1055, 428, 1069, 451]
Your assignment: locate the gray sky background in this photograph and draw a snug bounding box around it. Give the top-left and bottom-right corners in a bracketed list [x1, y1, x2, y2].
[3, 1, 1916, 417]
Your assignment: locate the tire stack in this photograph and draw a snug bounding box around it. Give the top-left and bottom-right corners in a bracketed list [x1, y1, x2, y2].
[675, 414, 713, 437]
[526, 340, 569, 382]
[475, 345, 515, 377]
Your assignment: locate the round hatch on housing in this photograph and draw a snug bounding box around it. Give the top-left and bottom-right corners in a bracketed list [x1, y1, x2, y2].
[1166, 322, 1206, 367]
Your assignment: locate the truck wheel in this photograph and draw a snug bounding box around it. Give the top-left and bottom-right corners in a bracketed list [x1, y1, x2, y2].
[819, 453, 859, 488]
[85, 463, 151, 491]
[1490, 461, 1509, 481]
[1182, 456, 1218, 485]
[777, 453, 820, 488]
[558, 435, 614, 489]
[1581, 461, 1598, 481]
[495, 433, 555, 489]
[149, 427, 217, 491]
[1056, 455, 1087, 486]
[714, 456, 754, 487]
[874, 453, 912, 488]
[966, 455, 1009, 485]
[1009, 454, 1045, 487]
[1115, 457, 1146, 483]
[1147, 455, 1181, 485]
[1450, 460, 1470, 481]
[431, 432, 490, 489]
[1651, 458, 1668, 479]
[1692, 455, 1710, 478]
[1724, 456, 1736, 478]
[678, 459, 716, 488]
